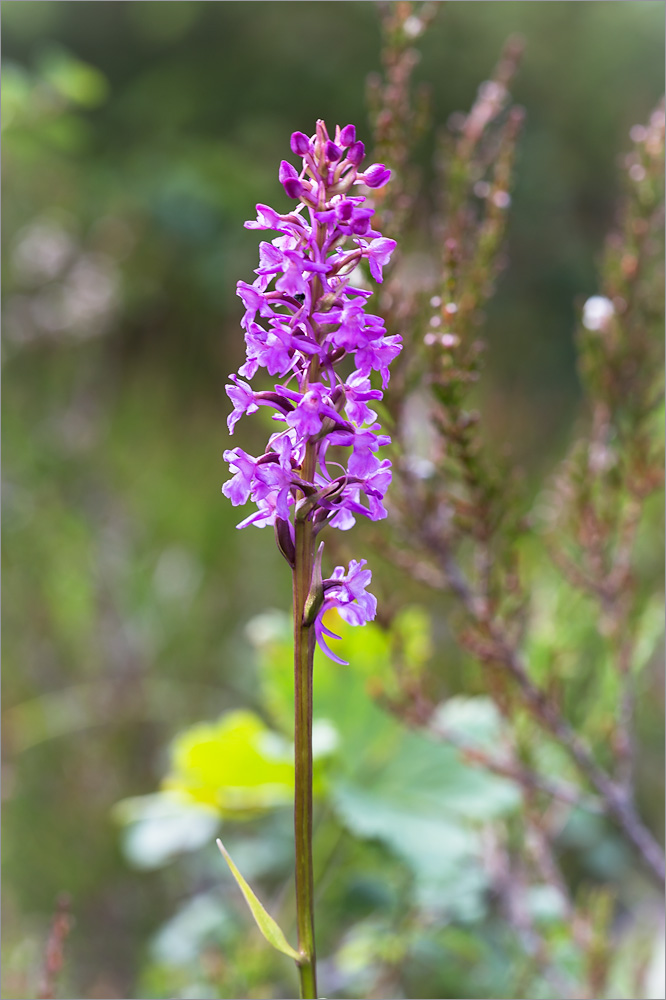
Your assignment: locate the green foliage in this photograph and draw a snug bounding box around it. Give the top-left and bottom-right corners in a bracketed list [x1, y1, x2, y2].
[256, 610, 519, 917]
[107, 607, 529, 994]
[2, 5, 664, 999]
[113, 793, 220, 870]
[165, 711, 296, 814]
[40, 46, 109, 107]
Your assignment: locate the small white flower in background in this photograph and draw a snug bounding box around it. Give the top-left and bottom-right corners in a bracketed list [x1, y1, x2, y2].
[582, 295, 615, 331]
[403, 15, 424, 38]
[492, 189, 511, 209]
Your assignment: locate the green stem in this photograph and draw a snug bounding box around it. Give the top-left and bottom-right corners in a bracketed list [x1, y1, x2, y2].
[293, 470, 317, 1000]
[292, 195, 325, 1000]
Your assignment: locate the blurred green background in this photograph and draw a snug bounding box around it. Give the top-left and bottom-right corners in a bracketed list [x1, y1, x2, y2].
[2, 3, 664, 998]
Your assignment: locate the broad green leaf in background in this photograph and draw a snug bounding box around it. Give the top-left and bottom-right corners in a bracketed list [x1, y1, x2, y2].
[216, 839, 301, 963]
[332, 781, 490, 919]
[162, 708, 336, 817]
[163, 710, 295, 815]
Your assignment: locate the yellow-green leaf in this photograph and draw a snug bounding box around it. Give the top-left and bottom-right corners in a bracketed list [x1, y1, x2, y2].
[163, 710, 295, 815]
[216, 839, 301, 963]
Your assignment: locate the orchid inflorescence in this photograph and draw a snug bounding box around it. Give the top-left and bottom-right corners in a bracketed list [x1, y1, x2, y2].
[223, 119, 400, 662]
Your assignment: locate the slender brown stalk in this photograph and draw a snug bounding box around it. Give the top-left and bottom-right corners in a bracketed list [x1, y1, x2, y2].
[432, 535, 666, 887]
[292, 438, 318, 999]
[38, 894, 72, 1000]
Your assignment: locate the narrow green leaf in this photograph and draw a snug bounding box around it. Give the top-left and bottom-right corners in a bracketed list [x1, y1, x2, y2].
[216, 839, 301, 962]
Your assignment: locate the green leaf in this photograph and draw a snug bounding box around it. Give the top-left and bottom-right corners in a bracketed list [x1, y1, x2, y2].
[163, 710, 295, 815]
[330, 722, 519, 920]
[162, 708, 336, 816]
[216, 839, 301, 963]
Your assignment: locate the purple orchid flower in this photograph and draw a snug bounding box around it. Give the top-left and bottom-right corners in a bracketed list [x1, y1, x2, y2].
[314, 560, 377, 664]
[223, 120, 400, 661]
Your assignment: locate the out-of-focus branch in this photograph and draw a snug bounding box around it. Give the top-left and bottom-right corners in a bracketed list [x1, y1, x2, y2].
[425, 533, 665, 887]
[369, 6, 665, 888]
[545, 102, 665, 801]
[379, 684, 600, 813]
[38, 895, 72, 1000]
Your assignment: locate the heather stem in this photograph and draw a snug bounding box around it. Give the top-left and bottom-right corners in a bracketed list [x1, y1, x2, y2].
[293, 443, 317, 1000]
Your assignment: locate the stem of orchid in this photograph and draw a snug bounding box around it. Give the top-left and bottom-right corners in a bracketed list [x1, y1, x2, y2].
[290, 201, 328, 999]
[293, 435, 318, 1000]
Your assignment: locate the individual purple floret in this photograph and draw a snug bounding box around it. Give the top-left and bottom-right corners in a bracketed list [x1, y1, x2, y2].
[222, 120, 399, 660]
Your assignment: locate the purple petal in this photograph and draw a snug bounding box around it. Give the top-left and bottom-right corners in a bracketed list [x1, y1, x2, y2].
[290, 131, 311, 156]
[315, 612, 348, 665]
[361, 164, 391, 188]
[339, 124, 356, 147]
[348, 140, 365, 166]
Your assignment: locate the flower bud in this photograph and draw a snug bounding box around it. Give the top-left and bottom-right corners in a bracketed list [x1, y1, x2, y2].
[339, 124, 356, 147]
[325, 141, 343, 162]
[274, 516, 296, 567]
[290, 131, 311, 156]
[279, 159, 303, 199]
[347, 140, 365, 165]
[361, 163, 391, 188]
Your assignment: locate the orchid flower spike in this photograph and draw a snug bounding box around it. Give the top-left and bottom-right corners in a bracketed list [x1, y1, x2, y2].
[223, 120, 399, 659]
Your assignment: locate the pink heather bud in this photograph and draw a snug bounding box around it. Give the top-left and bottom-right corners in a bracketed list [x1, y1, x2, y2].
[347, 140, 365, 165]
[279, 159, 303, 199]
[325, 140, 343, 162]
[290, 131, 311, 156]
[361, 163, 391, 188]
[339, 124, 356, 147]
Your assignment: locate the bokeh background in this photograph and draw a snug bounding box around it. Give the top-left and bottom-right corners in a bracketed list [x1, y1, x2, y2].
[2, 3, 664, 998]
